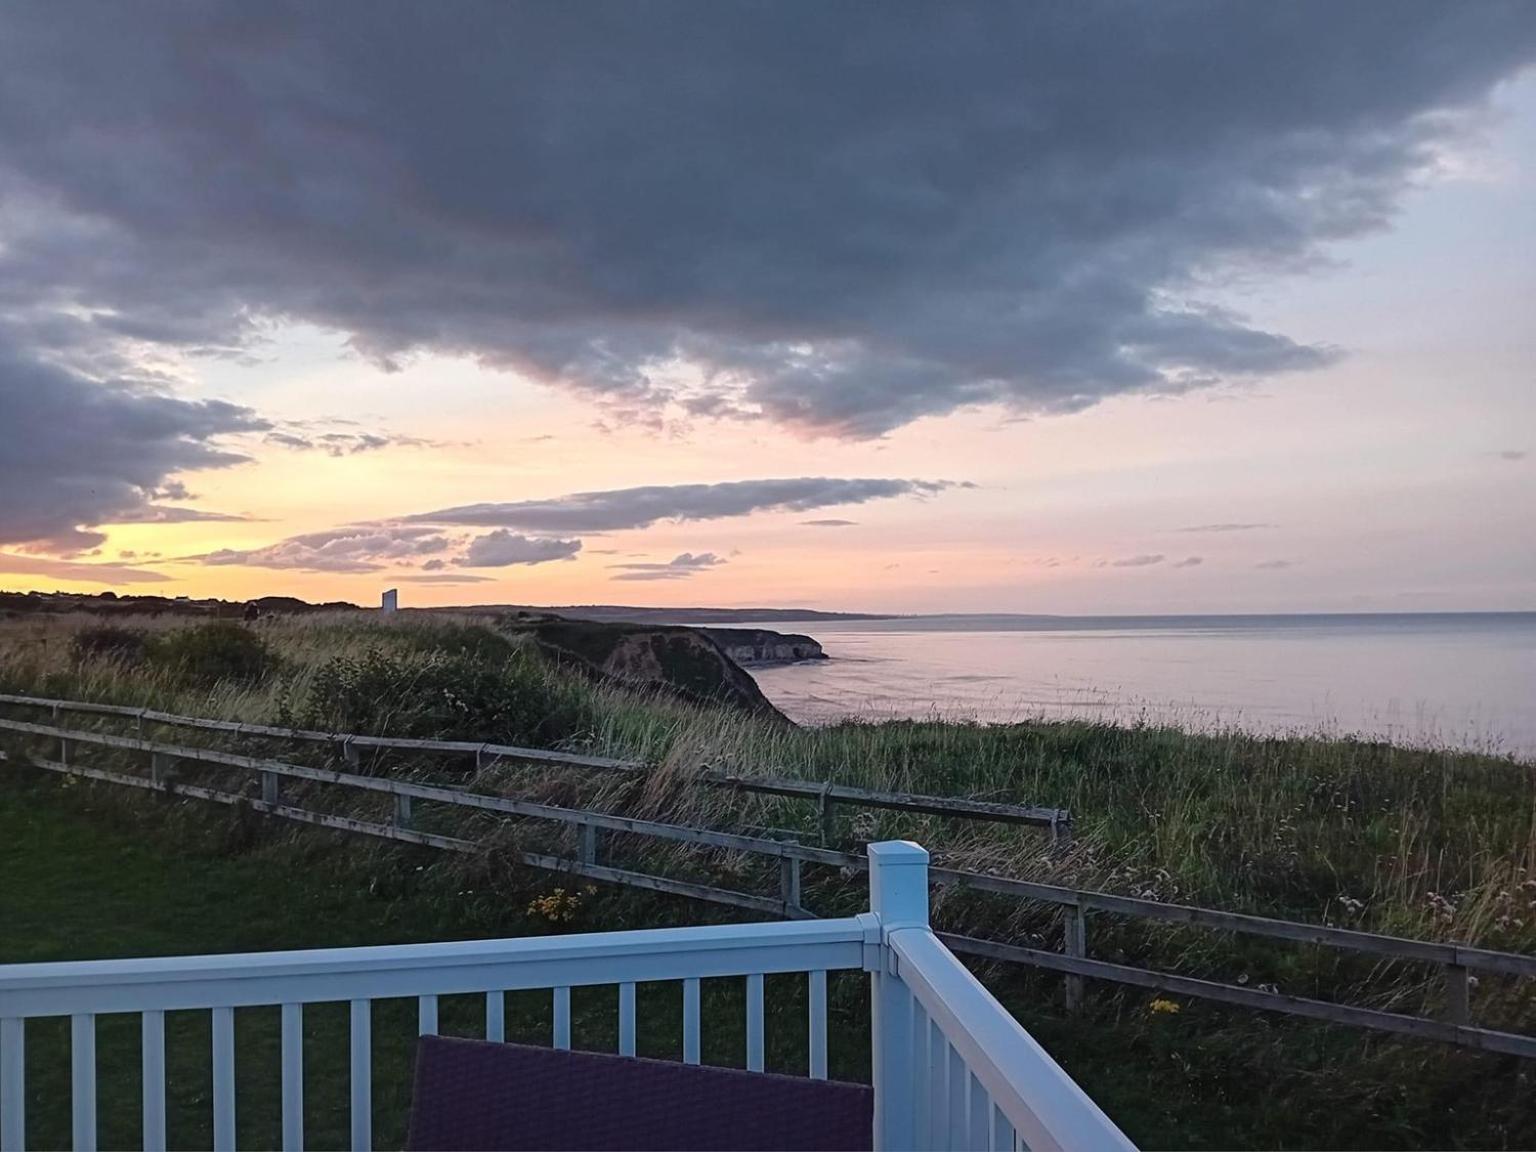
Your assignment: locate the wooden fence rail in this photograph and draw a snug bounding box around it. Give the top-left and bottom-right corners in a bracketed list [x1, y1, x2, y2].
[0, 693, 1071, 843]
[1, 701, 1533, 1062]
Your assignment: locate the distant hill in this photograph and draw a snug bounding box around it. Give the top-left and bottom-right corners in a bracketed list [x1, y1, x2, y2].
[0, 589, 360, 617]
[452, 603, 894, 624]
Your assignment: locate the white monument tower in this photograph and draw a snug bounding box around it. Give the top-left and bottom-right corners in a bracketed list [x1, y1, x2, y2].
[381, 588, 399, 614]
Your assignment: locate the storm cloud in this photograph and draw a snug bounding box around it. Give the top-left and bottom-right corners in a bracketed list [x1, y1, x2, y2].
[0, 344, 266, 552]
[409, 478, 958, 533]
[2, 2, 1533, 443]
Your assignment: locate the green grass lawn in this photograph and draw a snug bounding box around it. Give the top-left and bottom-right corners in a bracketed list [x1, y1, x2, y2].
[0, 778, 868, 1150]
[5, 772, 1534, 1151]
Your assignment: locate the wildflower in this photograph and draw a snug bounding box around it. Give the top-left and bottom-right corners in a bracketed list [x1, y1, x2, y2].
[1426, 891, 1457, 924]
[526, 887, 583, 923]
[1148, 998, 1181, 1015]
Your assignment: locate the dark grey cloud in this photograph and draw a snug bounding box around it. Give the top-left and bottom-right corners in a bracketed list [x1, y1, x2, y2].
[1172, 556, 1205, 569]
[0, 551, 171, 584]
[1498, 449, 1527, 461]
[610, 552, 727, 582]
[409, 478, 959, 533]
[801, 519, 859, 528]
[188, 526, 453, 574]
[0, 343, 267, 552]
[1256, 559, 1297, 570]
[456, 531, 582, 568]
[1111, 554, 1166, 568]
[0, 4, 1530, 439]
[1174, 523, 1275, 534]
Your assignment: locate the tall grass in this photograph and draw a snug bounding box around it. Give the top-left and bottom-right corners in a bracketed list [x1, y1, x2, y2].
[2, 610, 1532, 994]
[5, 609, 1536, 1146]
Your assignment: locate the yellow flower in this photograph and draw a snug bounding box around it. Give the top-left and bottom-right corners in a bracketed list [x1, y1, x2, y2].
[527, 887, 583, 923]
[1148, 998, 1181, 1015]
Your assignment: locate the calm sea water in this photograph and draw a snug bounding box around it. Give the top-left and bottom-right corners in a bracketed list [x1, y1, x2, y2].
[738, 614, 1536, 758]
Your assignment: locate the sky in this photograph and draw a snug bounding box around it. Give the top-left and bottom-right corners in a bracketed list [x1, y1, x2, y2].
[1, 3, 1534, 615]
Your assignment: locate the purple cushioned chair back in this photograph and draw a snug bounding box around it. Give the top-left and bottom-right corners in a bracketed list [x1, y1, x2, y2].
[408, 1034, 874, 1151]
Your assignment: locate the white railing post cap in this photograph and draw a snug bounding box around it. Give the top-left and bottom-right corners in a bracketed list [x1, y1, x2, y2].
[867, 839, 929, 866]
[867, 840, 929, 930]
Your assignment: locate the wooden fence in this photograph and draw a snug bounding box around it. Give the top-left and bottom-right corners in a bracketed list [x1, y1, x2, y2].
[0, 694, 1532, 1061]
[0, 693, 1072, 845]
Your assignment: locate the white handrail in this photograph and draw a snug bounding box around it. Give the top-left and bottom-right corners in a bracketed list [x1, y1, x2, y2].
[0, 840, 1136, 1152]
[893, 928, 1134, 1152]
[0, 917, 871, 1018]
[867, 840, 1135, 1152]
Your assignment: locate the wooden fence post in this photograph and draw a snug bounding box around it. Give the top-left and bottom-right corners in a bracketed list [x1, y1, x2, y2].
[1445, 963, 1470, 1026]
[342, 740, 359, 769]
[780, 856, 803, 913]
[1064, 904, 1087, 1012]
[150, 752, 173, 786]
[394, 793, 413, 830]
[1051, 811, 1073, 854]
[818, 786, 836, 846]
[579, 823, 598, 865]
[261, 770, 280, 806]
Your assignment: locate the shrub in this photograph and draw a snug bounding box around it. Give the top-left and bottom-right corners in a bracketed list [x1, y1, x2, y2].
[149, 622, 273, 686]
[294, 647, 593, 748]
[69, 625, 149, 667]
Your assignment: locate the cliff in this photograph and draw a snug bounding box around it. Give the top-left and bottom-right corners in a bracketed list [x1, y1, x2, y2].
[515, 617, 797, 720]
[697, 627, 826, 666]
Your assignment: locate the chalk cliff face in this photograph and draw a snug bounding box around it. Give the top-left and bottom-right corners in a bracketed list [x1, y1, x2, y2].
[697, 628, 827, 666]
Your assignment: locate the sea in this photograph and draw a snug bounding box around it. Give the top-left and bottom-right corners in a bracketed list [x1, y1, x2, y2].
[734, 613, 1536, 758]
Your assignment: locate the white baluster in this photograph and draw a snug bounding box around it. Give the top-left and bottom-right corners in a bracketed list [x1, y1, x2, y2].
[682, 979, 701, 1065]
[142, 1011, 166, 1152]
[281, 1004, 304, 1152]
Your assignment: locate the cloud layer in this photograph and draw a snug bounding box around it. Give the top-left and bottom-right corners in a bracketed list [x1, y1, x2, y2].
[0, 552, 170, 585]
[2, 2, 1532, 446]
[457, 531, 582, 568]
[610, 552, 727, 582]
[176, 476, 953, 576]
[409, 478, 958, 533]
[0, 347, 266, 552]
[192, 526, 453, 574]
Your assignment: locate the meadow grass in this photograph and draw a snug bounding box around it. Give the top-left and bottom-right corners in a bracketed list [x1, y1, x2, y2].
[2, 609, 1534, 1147]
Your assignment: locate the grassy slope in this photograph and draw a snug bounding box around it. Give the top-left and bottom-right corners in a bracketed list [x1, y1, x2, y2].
[1, 611, 1534, 1147]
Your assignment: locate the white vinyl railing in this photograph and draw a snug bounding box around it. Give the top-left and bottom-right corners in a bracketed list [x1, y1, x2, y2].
[0, 842, 1132, 1152]
[865, 842, 1133, 1152]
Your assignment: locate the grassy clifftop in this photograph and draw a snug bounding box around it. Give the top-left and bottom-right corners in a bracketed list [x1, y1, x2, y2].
[1, 609, 1533, 1146]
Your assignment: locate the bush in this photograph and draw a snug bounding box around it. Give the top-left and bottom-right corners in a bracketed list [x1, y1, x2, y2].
[69, 625, 149, 667]
[293, 647, 593, 748]
[149, 622, 273, 686]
